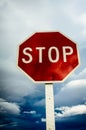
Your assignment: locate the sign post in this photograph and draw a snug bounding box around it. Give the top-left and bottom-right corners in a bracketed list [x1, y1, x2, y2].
[17, 32, 79, 130]
[45, 83, 55, 130]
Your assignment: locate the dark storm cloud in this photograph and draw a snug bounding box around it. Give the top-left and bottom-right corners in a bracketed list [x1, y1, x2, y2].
[0, 0, 86, 130]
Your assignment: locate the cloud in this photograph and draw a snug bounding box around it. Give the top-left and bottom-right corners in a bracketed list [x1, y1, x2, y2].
[0, 0, 86, 130]
[34, 98, 45, 106]
[64, 79, 86, 89]
[0, 98, 20, 115]
[55, 79, 86, 106]
[0, 122, 18, 128]
[55, 104, 86, 118]
[0, 98, 6, 102]
[78, 13, 86, 26]
[0, 0, 86, 44]
[77, 68, 86, 78]
[70, 67, 86, 80]
[23, 110, 36, 114]
[0, 59, 43, 101]
[34, 72, 86, 107]
[41, 118, 46, 122]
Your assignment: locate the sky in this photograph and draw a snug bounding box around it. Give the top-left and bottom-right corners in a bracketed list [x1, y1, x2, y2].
[0, 0, 86, 130]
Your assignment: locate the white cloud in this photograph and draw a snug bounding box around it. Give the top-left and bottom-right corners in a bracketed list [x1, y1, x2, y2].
[78, 13, 86, 26]
[0, 98, 20, 115]
[0, 0, 86, 112]
[23, 110, 41, 118]
[23, 110, 36, 114]
[41, 118, 46, 122]
[77, 68, 86, 78]
[81, 29, 86, 37]
[0, 98, 6, 102]
[0, 122, 18, 128]
[70, 67, 86, 80]
[55, 79, 86, 106]
[55, 104, 86, 118]
[64, 79, 86, 89]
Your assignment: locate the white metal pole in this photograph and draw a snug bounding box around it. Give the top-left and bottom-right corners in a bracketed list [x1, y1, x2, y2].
[45, 83, 55, 130]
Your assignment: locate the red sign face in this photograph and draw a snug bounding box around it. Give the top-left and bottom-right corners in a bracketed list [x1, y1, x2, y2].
[18, 32, 79, 83]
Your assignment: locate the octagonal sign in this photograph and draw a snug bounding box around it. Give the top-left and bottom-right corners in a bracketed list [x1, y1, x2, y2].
[17, 32, 79, 83]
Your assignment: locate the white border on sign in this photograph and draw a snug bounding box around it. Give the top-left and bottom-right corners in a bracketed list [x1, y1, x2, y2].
[17, 31, 80, 84]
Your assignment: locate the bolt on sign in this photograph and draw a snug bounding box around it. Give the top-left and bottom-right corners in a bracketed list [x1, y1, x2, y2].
[17, 32, 79, 130]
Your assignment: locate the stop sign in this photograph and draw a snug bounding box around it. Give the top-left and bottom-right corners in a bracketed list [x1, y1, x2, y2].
[18, 32, 79, 83]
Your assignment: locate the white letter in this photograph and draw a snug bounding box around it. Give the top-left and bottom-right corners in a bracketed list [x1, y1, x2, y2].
[36, 47, 45, 63]
[22, 47, 32, 63]
[48, 46, 59, 63]
[63, 46, 73, 62]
